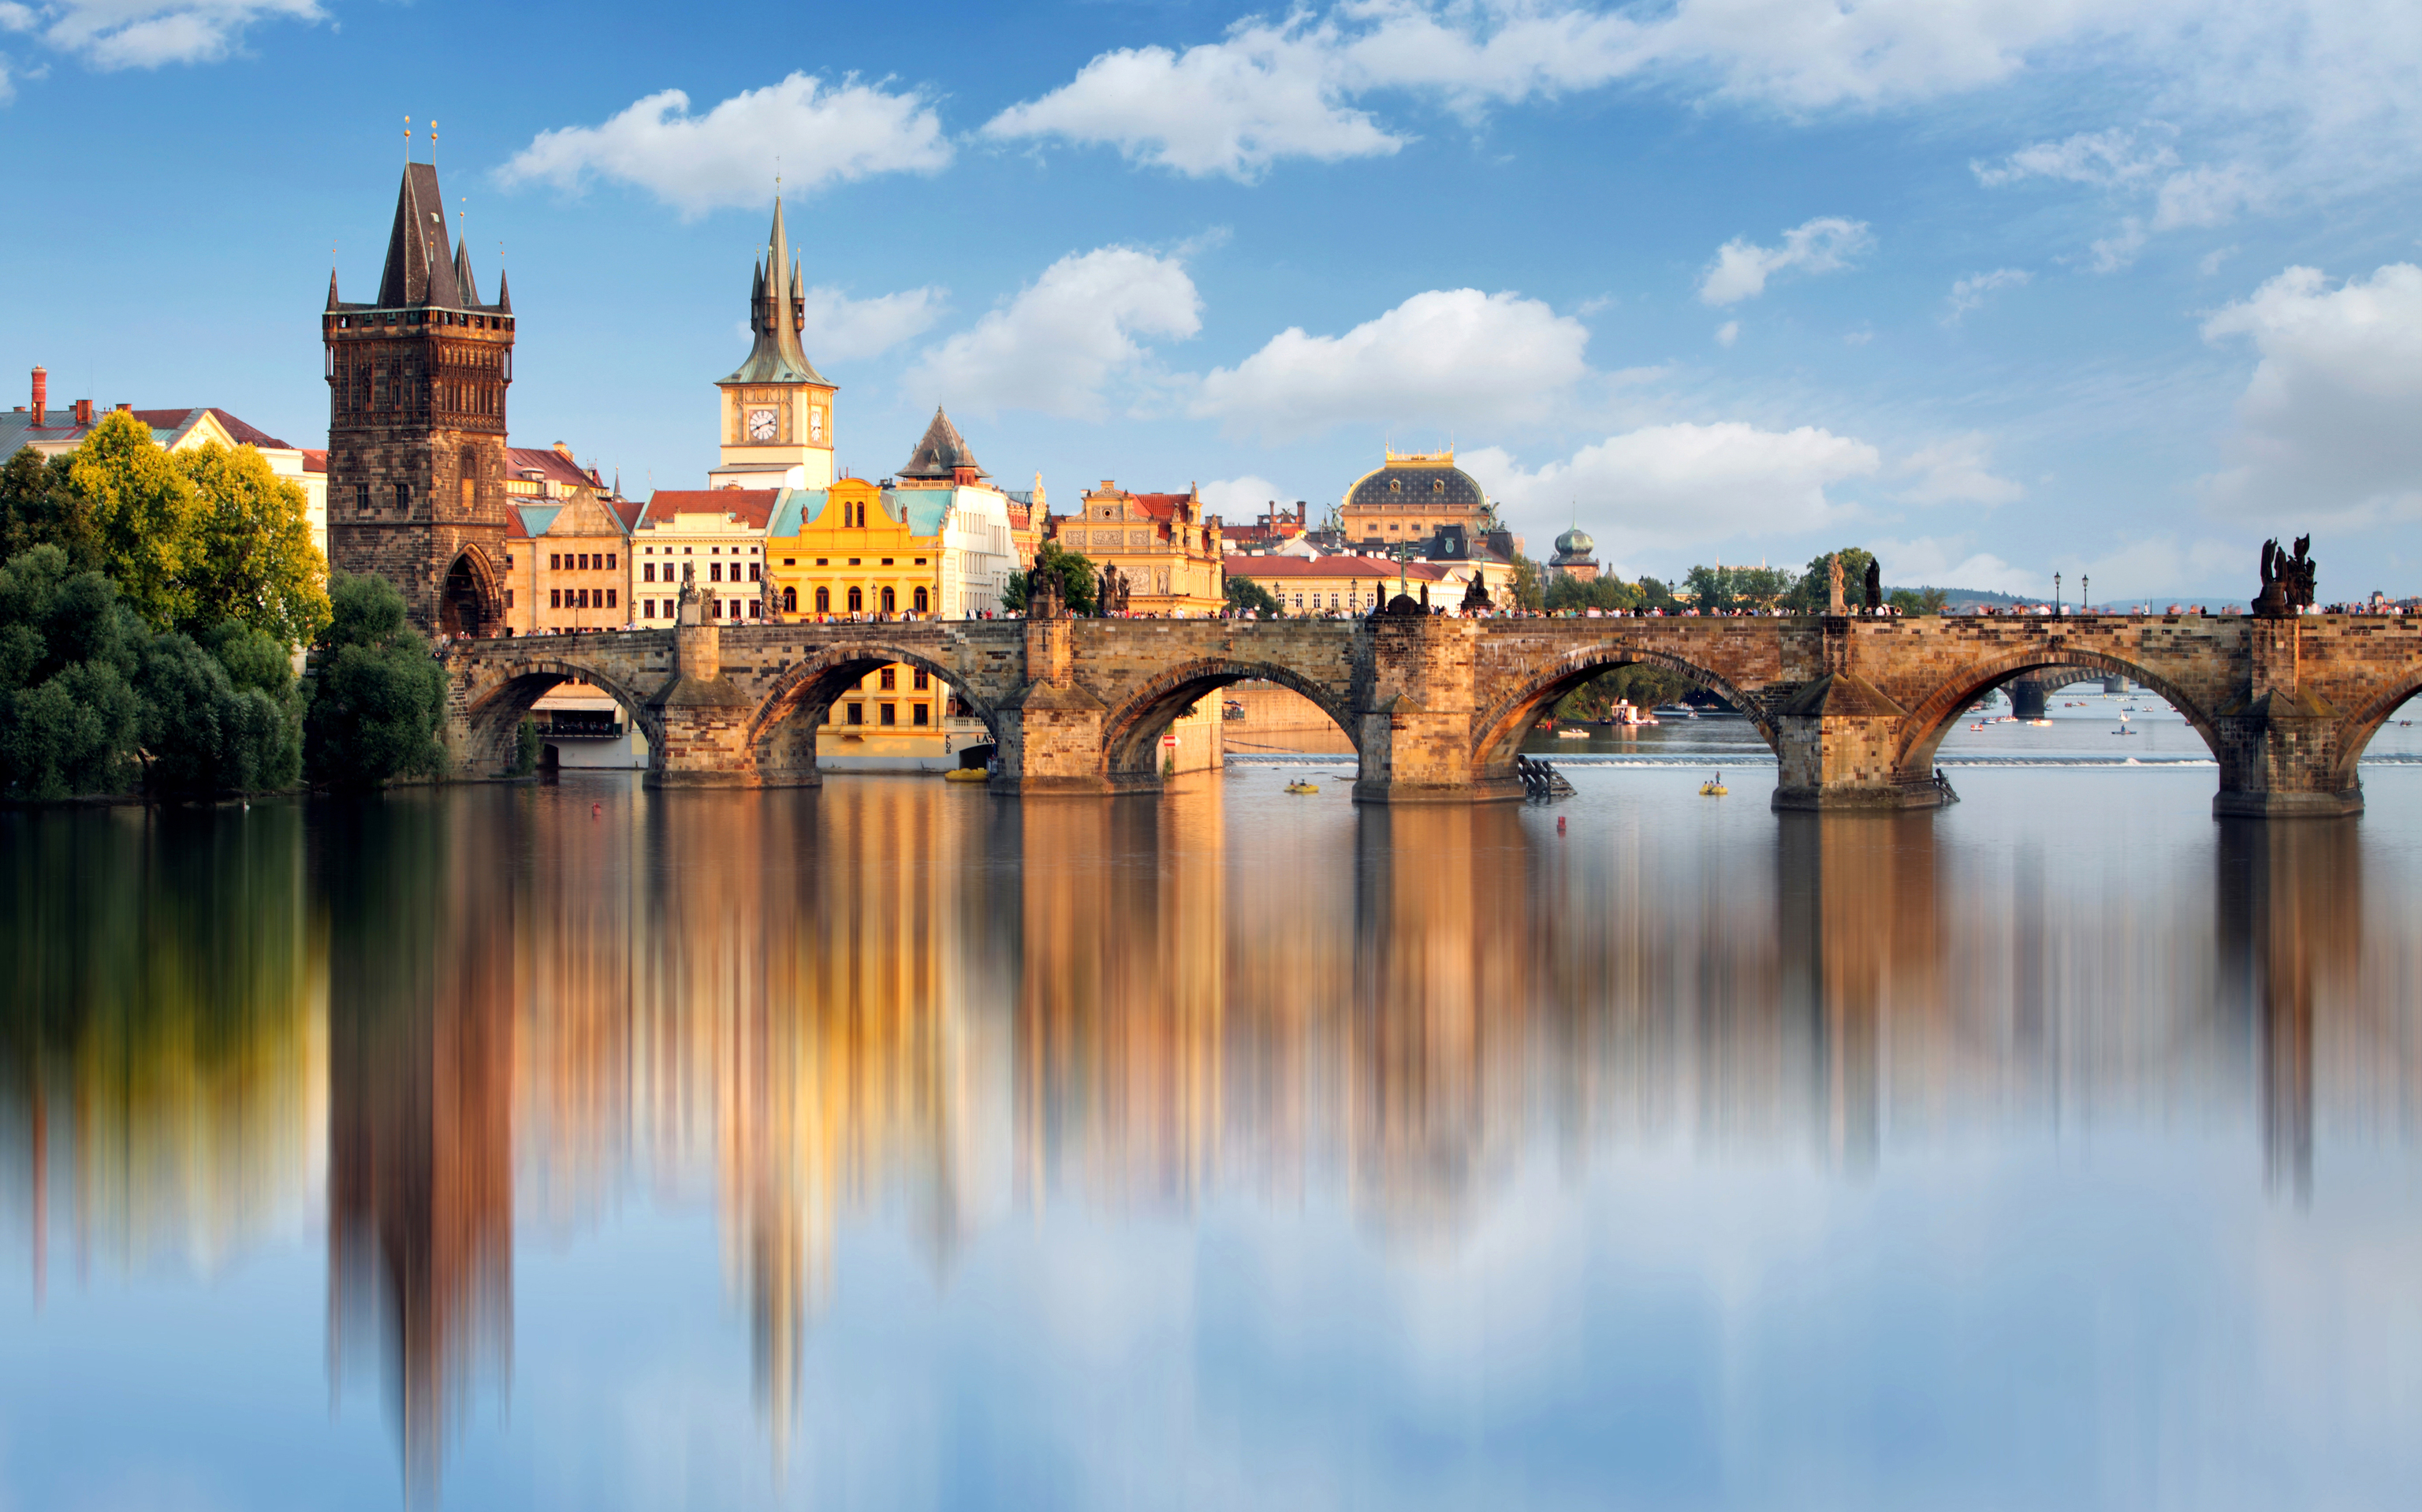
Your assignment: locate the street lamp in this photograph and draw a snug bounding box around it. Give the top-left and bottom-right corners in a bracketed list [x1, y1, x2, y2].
[2081, 575, 2089, 615]
[2054, 572, 2062, 616]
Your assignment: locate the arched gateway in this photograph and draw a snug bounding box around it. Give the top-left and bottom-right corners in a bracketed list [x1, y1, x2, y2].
[437, 610, 2422, 817]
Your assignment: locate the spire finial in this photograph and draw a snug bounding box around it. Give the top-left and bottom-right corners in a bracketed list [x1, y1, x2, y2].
[430, 121, 438, 169]
[404, 115, 411, 162]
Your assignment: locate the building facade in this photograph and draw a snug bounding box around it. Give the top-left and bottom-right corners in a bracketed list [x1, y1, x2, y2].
[1228, 553, 1455, 615]
[1339, 449, 1489, 549]
[631, 490, 776, 625]
[502, 446, 639, 635]
[1049, 482, 1224, 615]
[323, 160, 516, 637]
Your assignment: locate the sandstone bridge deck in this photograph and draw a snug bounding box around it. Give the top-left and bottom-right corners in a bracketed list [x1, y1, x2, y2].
[441, 612, 2422, 817]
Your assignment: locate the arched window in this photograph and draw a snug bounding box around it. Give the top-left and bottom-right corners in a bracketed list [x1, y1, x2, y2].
[781, 587, 798, 613]
[881, 586, 896, 613]
[847, 587, 863, 613]
[815, 587, 831, 613]
[911, 587, 929, 613]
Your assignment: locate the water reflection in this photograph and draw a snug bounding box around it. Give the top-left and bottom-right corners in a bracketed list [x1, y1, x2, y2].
[3, 773, 2420, 1503]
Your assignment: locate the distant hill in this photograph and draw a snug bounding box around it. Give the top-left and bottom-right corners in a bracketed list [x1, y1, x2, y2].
[1887, 584, 2029, 609]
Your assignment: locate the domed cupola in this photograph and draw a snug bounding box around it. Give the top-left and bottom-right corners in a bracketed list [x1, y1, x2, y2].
[1553, 526, 1595, 561]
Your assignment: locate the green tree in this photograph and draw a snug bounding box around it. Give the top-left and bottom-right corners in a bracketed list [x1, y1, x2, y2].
[135, 633, 299, 799]
[1636, 576, 1683, 613]
[61, 412, 206, 631]
[1510, 554, 1546, 610]
[1224, 573, 1282, 616]
[1544, 574, 1643, 613]
[173, 442, 330, 647]
[0, 447, 102, 568]
[1555, 664, 1695, 719]
[0, 546, 147, 799]
[1000, 541, 1099, 616]
[304, 572, 449, 791]
[1782, 547, 1879, 613]
[1889, 586, 1948, 616]
[509, 716, 542, 777]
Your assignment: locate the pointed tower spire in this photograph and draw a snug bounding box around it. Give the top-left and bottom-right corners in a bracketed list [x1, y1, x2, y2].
[721, 196, 826, 385]
[376, 162, 464, 308]
[495, 266, 511, 314]
[326, 267, 341, 311]
[453, 236, 482, 308]
[898, 405, 985, 481]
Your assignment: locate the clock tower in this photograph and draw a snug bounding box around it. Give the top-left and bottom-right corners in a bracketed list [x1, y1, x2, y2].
[709, 197, 836, 491]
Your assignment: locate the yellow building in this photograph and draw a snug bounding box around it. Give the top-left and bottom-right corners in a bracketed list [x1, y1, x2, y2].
[1049, 481, 1225, 615]
[766, 476, 944, 622]
[1228, 553, 1457, 615]
[501, 445, 639, 635]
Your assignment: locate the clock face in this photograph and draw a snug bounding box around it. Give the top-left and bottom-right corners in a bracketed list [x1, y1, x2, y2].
[747, 408, 777, 441]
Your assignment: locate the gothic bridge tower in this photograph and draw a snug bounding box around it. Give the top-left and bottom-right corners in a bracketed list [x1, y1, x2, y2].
[325, 161, 515, 636]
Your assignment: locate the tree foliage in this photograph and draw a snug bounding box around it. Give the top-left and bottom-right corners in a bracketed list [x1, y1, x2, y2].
[61, 412, 207, 631]
[0, 546, 148, 799]
[1, 446, 102, 568]
[1782, 547, 1878, 613]
[1889, 586, 1948, 616]
[1544, 574, 1642, 613]
[1000, 542, 1100, 616]
[173, 441, 330, 647]
[304, 572, 449, 790]
[1224, 574, 1282, 616]
[1555, 664, 1699, 719]
[1509, 554, 1546, 610]
[1684, 563, 1793, 612]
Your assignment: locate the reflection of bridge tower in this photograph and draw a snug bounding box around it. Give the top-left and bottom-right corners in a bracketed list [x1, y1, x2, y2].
[2218, 820, 2361, 1202]
[1777, 814, 1944, 1171]
[325, 797, 517, 1486]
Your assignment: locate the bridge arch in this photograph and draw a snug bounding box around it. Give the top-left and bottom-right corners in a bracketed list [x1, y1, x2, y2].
[1895, 648, 2222, 776]
[1469, 642, 1776, 769]
[743, 642, 1005, 781]
[2327, 672, 2422, 791]
[1100, 657, 1359, 788]
[455, 655, 664, 776]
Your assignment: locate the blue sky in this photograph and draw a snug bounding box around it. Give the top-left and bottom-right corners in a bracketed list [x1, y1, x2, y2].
[5, 1, 2421, 601]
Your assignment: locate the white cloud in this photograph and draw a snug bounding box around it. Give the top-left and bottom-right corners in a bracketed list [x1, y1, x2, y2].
[2200, 245, 2239, 276]
[2089, 218, 2149, 273]
[1864, 536, 2039, 595]
[1191, 288, 1589, 442]
[1715, 320, 1740, 347]
[798, 285, 946, 364]
[1464, 422, 1883, 560]
[2, 0, 319, 69]
[498, 73, 951, 218]
[903, 247, 1202, 421]
[1696, 217, 1872, 305]
[981, 15, 1399, 179]
[2198, 262, 2422, 526]
[1973, 128, 2178, 188]
[2151, 162, 2260, 229]
[1893, 434, 2024, 506]
[1944, 267, 2031, 321]
[1197, 476, 1299, 522]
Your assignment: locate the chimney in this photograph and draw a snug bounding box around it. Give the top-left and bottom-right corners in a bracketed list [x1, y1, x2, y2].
[73, 398, 93, 426]
[29, 367, 44, 427]
[553, 441, 575, 460]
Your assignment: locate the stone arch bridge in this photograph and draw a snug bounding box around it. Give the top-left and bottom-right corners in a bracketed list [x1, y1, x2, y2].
[442, 612, 2422, 817]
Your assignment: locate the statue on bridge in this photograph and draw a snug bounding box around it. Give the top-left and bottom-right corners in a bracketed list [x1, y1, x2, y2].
[1029, 547, 1068, 620]
[1864, 557, 1883, 615]
[1827, 553, 1846, 615]
[1460, 572, 1492, 613]
[1095, 563, 1131, 616]
[2255, 534, 2317, 617]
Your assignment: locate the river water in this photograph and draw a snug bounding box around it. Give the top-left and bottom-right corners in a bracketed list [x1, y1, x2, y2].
[5, 704, 2421, 1509]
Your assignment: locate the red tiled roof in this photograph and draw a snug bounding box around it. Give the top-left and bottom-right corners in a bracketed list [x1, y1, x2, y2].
[1231, 554, 1450, 581]
[507, 445, 600, 490]
[611, 498, 644, 531]
[300, 448, 327, 473]
[639, 489, 781, 530]
[505, 511, 531, 540]
[203, 408, 296, 451]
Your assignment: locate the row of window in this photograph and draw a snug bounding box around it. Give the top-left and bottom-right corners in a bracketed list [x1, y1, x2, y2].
[642, 560, 758, 583]
[638, 598, 762, 620]
[639, 545, 759, 555]
[552, 588, 618, 610]
[833, 702, 930, 727]
[553, 553, 617, 571]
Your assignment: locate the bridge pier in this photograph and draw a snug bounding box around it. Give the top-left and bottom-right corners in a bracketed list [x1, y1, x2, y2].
[991, 616, 1116, 795]
[2211, 620, 2364, 818]
[2010, 677, 2049, 721]
[1354, 615, 1522, 804]
[1770, 668, 1951, 812]
[647, 619, 763, 788]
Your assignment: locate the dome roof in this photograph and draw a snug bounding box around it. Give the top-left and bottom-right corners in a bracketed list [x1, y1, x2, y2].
[1344, 452, 1488, 512]
[1552, 526, 1595, 560]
